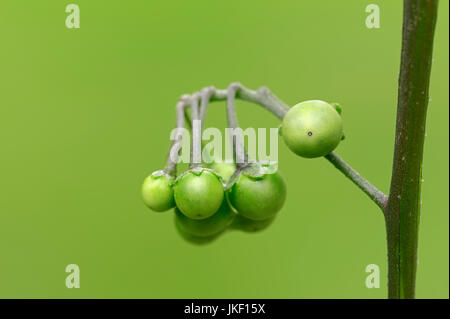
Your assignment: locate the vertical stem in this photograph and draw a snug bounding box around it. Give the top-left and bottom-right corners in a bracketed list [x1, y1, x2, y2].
[226, 83, 247, 168]
[385, 0, 438, 299]
[199, 88, 215, 165]
[199, 87, 215, 130]
[165, 98, 189, 176]
[190, 94, 202, 168]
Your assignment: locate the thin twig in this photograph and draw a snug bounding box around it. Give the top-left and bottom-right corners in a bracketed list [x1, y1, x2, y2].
[190, 93, 201, 168]
[211, 83, 289, 119]
[226, 83, 247, 167]
[164, 96, 190, 176]
[165, 83, 288, 176]
[199, 87, 215, 130]
[325, 152, 388, 211]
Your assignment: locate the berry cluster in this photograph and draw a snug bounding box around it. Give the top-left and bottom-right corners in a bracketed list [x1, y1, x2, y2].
[141, 84, 343, 244]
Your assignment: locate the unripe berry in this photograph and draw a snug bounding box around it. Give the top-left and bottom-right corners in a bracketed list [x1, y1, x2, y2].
[141, 171, 175, 212]
[281, 100, 343, 158]
[228, 165, 286, 221]
[175, 200, 235, 237]
[174, 168, 224, 220]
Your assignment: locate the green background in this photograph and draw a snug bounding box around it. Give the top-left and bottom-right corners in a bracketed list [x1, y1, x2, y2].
[0, 0, 448, 298]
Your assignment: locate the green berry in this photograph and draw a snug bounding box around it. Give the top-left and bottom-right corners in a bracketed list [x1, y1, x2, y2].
[281, 100, 343, 158]
[141, 171, 175, 212]
[175, 200, 235, 237]
[174, 168, 224, 220]
[230, 214, 276, 232]
[209, 161, 236, 184]
[174, 218, 221, 245]
[227, 168, 286, 221]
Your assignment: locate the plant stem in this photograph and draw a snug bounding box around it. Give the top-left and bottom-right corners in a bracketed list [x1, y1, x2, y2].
[226, 83, 248, 168]
[385, 0, 438, 299]
[199, 87, 215, 130]
[325, 152, 387, 211]
[190, 93, 201, 168]
[164, 97, 190, 176]
[212, 83, 289, 119]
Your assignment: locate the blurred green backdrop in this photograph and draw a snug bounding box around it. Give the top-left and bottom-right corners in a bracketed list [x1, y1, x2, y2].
[0, 0, 448, 298]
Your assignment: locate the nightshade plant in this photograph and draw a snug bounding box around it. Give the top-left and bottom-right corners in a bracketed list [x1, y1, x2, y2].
[141, 0, 439, 299]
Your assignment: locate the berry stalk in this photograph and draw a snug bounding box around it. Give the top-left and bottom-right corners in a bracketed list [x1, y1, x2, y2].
[164, 98, 189, 177]
[325, 152, 387, 210]
[226, 83, 248, 168]
[190, 94, 202, 168]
